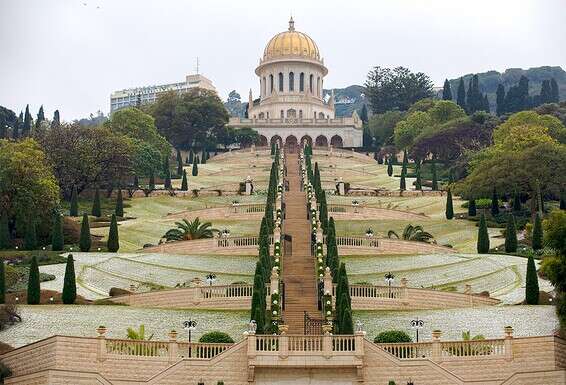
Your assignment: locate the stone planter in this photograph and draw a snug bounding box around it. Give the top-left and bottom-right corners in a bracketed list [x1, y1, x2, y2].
[278, 324, 289, 335]
[96, 326, 107, 337]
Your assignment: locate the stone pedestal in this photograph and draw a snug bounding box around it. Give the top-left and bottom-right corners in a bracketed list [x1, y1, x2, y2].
[245, 180, 253, 195]
[337, 181, 345, 196]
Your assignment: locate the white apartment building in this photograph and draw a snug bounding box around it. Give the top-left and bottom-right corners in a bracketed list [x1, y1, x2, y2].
[109, 74, 216, 112]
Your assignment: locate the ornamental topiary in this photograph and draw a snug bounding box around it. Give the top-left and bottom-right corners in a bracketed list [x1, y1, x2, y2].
[374, 330, 412, 343]
[79, 213, 91, 252]
[27, 256, 40, 304]
[504, 214, 518, 253]
[62, 254, 76, 304]
[532, 213, 543, 251]
[525, 256, 539, 305]
[115, 189, 124, 217]
[477, 213, 490, 253]
[107, 214, 119, 252]
[69, 185, 79, 217]
[91, 187, 101, 217]
[468, 199, 477, 217]
[198, 331, 234, 344]
[51, 213, 64, 251]
[445, 189, 454, 219]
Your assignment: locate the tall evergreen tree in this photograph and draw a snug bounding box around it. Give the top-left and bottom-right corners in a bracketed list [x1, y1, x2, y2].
[539, 79, 552, 104]
[550, 78, 559, 103]
[91, 188, 101, 217]
[387, 157, 393, 177]
[401, 150, 408, 176]
[0, 259, 5, 304]
[442, 79, 452, 100]
[69, 185, 79, 217]
[250, 262, 266, 333]
[27, 256, 40, 304]
[164, 168, 172, 189]
[51, 213, 64, 251]
[201, 150, 207, 164]
[192, 161, 198, 176]
[456, 78, 466, 110]
[445, 189, 454, 219]
[0, 211, 10, 249]
[62, 254, 77, 304]
[115, 189, 124, 217]
[482, 94, 490, 113]
[176, 149, 183, 176]
[468, 199, 477, 217]
[24, 220, 37, 250]
[525, 256, 539, 305]
[399, 173, 406, 191]
[477, 214, 490, 253]
[431, 161, 438, 191]
[79, 213, 91, 252]
[23, 104, 32, 136]
[496, 84, 506, 116]
[188, 150, 194, 164]
[414, 160, 422, 190]
[51, 110, 60, 129]
[532, 213, 543, 251]
[35, 105, 45, 129]
[505, 215, 518, 253]
[490, 187, 499, 216]
[107, 214, 119, 252]
[181, 170, 188, 191]
[162, 155, 170, 177]
[512, 191, 522, 212]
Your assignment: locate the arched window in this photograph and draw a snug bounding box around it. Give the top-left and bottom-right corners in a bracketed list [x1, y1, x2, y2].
[258, 112, 265, 119]
[313, 111, 317, 118]
[299, 110, 303, 119]
[318, 112, 325, 119]
[317, 77, 320, 96]
[280, 110, 284, 118]
[266, 111, 270, 119]
[262, 77, 266, 96]
[287, 109, 296, 118]
[278, 72, 284, 92]
[299, 73, 305, 92]
[269, 74, 274, 93]
[309, 74, 314, 93]
[289, 72, 294, 92]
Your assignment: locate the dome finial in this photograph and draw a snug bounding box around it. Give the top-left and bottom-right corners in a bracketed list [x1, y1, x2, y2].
[288, 16, 295, 31]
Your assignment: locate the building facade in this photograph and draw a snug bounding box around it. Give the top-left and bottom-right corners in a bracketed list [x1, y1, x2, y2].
[109, 74, 216, 113]
[229, 18, 363, 149]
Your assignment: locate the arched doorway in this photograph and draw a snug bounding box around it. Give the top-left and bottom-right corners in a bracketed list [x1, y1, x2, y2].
[285, 135, 298, 153]
[258, 135, 268, 147]
[300, 135, 312, 148]
[330, 135, 343, 148]
[270, 135, 282, 148]
[315, 135, 328, 147]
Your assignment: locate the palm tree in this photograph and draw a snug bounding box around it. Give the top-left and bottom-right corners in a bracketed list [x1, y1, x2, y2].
[164, 217, 218, 241]
[387, 224, 435, 243]
[126, 324, 153, 340]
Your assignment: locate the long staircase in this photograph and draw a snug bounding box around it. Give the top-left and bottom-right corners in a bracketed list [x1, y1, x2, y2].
[281, 153, 319, 334]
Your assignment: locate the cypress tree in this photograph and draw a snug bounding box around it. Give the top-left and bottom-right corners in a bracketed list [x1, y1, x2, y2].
[195, 156, 200, 164]
[477, 214, 490, 253]
[51, 109, 60, 129]
[201, 151, 207, 164]
[62, 254, 77, 304]
[36, 105, 45, 129]
[513, 191, 522, 212]
[539, 80, 552, 104]
[23, 104, 32, 136]
[525, 256, 539, 305]
[490, 187, 499, 216]
[442, 79, 452, 100]
[505, 215, 518, 253]
[532, 213, 543, 251]
[164, 169, 172, 189]
[340, 300, 354, 335]
[387, 157, 393, 177]
[445, 189, 454, 219]
[399, 173, 406, 191]
[149, 171, 155, 190]
[188, 150, 194, 164]
[468, 199, 477, 217]
[401, 150, 408, 176]
[0, 211, 10, 249]
[181, 170, 188, 191]
[51, 213, 64, 251]
[115, 189, 124, 217]
[91, 188, 101, 217]
[79, 214, 91, 252]
[250, 262, 266, 333]
[70, 185, 79, 217]
[24, 220, 37, 250]
[27, 256, 40, 304]
[319, 191, 329, 232]
[431, 161, 438, 191]
[415, 160, 422, 190]
[107, 214, 119, 252]
[176, 149, 183, 176]
[496, 84, 506, 116]
[456, 78, 466, 110]
[550, 78, 559, 103]
[192, 161, 198, 176]
[163, 155, 170, 177]
[0, 260, 5, 304]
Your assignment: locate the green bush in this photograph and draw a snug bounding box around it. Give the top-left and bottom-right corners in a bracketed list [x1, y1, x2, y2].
[198, 331, 234, 344]
[373, 330, 412, 343]
[461, 198, 499, 209]
[0, 361, 12, 383]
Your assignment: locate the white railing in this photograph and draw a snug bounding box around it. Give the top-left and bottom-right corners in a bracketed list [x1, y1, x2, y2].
[441, 339, 506, 358]
[336, 284, 405, 300]
[177, 342, 233, 359]
[106, 339, 169, 357]
[289, 335, 323, 352]
[377, 342, 433, 359]
[255, 335, 280, 352]
[199, 284, 254, 299]
[328, 236, 379, 248]
[230, 203, 266, 214]
[217, 236, 274, 248]
[332, 336, 357, 352]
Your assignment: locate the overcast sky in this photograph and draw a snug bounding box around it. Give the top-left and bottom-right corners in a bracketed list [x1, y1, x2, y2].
[1, 0, 564, 121]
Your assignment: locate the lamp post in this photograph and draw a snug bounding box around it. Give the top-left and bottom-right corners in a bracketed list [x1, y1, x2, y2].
[384, 272, 395, 298]
[410, 318, 424, 342]
[206, 273, 216, 286]
[183, 319, 197, 357]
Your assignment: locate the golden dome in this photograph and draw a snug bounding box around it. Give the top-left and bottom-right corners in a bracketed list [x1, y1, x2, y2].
[263, 18, 320, 61]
